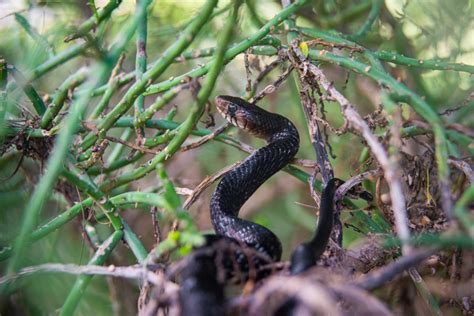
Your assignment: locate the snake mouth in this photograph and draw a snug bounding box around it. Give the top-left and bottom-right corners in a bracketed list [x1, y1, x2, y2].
[215, 95, 248, 129]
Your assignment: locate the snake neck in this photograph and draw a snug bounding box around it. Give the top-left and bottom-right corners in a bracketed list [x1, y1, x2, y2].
[210, 120, 299, 261]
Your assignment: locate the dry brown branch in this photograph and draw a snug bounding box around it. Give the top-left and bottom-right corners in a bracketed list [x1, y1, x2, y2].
[329, 284, 392, 316]
[250, 65, 294, 104]
[245, 276, 338, 316]
[354, 248, 439, 291]
[448, 158, 474, 184]
[250, 53, 287, 96]
[233, 272, 392, 315]
[439, 91, 474, 116]
[313, 113, 348, 135]
[298, 82, 334, 184]
[446, 124, 474, 138]
[244, 49, 253, 93]
[309, 168, 321, 208]
[288, 41, 411, 252]
[180, 122, 230, 152]
[150, 206, 162, 247]
[0, 263, 168, 286]
[105, 135, 162, 155]
[182, 161, 240, 209]
[335, 168, 382, 201]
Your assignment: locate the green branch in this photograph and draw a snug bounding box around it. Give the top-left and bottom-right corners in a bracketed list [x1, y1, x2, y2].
[64, 0, 123, 42]
[4, 64, 109, 278]
[133, 0, 148, 128]
[10, 67, 46, 115]
[0, 191, 171, 262]
[373, 50, 474, 74]
[79, 0, 219, 152]
[349, 0, 383, 41]
[98, 0, 248, 191]
[40, 70, 87, 129]
[3, 1, 151, 277]
[27, 42, 91, 81]
[62, 167, 148, 262]
[297, 27, 474, 74]
[144, 0, 307, 96]
[60, 230, 123, 315]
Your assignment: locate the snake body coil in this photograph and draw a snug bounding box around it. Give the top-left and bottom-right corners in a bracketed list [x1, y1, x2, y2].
[211, 95, 300, 263]
[180, 96, 312, 316]
[179, 96, 299, 315]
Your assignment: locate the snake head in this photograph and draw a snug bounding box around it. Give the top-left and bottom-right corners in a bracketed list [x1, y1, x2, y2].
[215, 95, 255, 129]
[215, 95, 280, 139]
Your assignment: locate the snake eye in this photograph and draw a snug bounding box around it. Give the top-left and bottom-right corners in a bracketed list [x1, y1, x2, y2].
[228, 104, 237, 115]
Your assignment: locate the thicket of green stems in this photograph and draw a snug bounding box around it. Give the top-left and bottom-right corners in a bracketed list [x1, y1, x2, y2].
[0, 0, 472, 314]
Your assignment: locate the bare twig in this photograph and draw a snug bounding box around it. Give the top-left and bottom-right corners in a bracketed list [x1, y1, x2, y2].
[150, 206, 162, 247]
[446, 123, 474, 138]
[244, 49, 253, 93]
[439, 91, 473, 116]
[183, 161, 240, 209]
[180, 122, 231, 152]
[289, 41, 411, 251]
[0, 263, 166, 286]
[448, 158, 474, 184]
[250, 65, 294, 104]
[308, 168, 321, 208]
[250, 53, 287, 96]
[335, 168, 382, 201]
[105, 135, 162, 155]
[298, 84, 334, 184]
[354, 248, 440, 291]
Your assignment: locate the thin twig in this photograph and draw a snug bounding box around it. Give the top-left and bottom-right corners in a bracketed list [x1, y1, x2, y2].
[448, 158, 474, 184]
[250, 65, 294, 104]
[250, 50, 287, 97]
[105, 135, 162, 155]
[182, 161, 240, 209]
[0, 263, 166, 286]
[180, 122, 231, 152]
[354, 248, 440, 291]
[289, 41, 411, 251]
[298, 82, 334, 184]
[335, 168, 382, 201]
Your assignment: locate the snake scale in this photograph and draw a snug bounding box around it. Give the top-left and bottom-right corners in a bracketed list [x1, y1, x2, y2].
[178, 96, 336, 316]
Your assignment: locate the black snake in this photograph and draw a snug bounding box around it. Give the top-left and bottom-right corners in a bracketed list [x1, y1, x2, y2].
[178, 96, 336, 315]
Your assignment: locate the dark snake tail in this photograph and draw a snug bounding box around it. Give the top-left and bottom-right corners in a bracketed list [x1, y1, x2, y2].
[289, 178, 339, 275]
